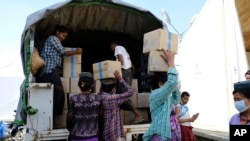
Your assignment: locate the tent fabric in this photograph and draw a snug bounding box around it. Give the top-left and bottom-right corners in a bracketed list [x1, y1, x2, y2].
[235, 0, 250, 51]
[20, 0, 163, 75]
[23, 0, 156, 33]
[178, 0, 248, 132]
[35, 2, 162, 40]
[23, 0, 163, 40]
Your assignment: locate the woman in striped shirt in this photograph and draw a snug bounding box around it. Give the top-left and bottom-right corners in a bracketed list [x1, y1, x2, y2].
[143, 50, 180, 141]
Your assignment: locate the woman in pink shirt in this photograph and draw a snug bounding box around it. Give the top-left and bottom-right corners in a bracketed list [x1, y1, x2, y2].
[230, 81, 250, 125]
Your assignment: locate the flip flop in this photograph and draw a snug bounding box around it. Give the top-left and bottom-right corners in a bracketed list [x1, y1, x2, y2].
[133, 118, 145, 124]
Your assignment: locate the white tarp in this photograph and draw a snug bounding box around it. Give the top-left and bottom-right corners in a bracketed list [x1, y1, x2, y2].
[0, 77, 24, 121]
[179, 0, 248, 132]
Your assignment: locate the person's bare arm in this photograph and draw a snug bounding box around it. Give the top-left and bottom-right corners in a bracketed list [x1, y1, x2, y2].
[177, 113, 199, 123]
[161, 49, 175, 68]
[117, 54, 124, 65]
[175, 106, 180, 119]
[178, 117, 193, 123]
[66, 48, 82, 56]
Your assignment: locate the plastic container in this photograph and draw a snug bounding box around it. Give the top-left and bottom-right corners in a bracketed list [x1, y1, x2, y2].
[0, 121, 5, 138]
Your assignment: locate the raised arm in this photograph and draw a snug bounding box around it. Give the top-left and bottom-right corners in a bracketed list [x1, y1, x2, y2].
[150, 50, 178, 106]
[171, 83, 181, 105]
[115, 78, 135, 104]
[150, 68, 178, 105]
[110, 70, 135, 104]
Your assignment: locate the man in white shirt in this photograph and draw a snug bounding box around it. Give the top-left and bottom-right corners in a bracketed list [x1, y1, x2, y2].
[176, 91, 199, 141]
[245, 70, 250, 80]
[110, 42, 144, 124]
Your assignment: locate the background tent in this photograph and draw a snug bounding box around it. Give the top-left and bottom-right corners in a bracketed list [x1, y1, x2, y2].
[179, 0, 248, 132]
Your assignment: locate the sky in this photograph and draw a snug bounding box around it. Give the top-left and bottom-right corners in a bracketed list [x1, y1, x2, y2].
[0, 0, 206, 78]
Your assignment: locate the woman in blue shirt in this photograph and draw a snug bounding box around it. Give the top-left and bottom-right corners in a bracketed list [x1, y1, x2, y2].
[143, 50, 180, 141]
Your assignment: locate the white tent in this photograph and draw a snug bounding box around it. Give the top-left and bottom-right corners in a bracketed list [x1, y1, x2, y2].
[0, 77, 23, 121]
[179, 0, 248, 132]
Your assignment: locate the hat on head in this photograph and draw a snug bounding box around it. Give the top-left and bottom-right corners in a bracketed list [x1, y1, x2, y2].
[79, 72, 93, 78]
[101, 78, 116, 85]
[234, 81, 250, 92]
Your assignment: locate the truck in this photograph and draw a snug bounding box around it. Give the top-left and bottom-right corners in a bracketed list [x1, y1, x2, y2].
[13, 0, 163, 140]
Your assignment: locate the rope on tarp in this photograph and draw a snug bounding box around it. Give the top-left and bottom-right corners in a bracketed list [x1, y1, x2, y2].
[14, 31, 38, 126]
[23, 31, 38, 116]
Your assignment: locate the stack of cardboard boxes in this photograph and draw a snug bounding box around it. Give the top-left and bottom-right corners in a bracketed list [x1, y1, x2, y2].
[57, 29, 178, 126]
[143, 28, 178, 73]
[124, 28, 179, 124]
[58, 47, 82, 128]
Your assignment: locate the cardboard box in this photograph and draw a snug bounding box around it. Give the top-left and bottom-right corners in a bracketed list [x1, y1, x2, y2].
[60, 77, 70, 93]
[64, 93, 69, 110]
[93, 60, 122, 80]
[148, 50, 168, 72]
[63, 47, 82, 64]
[55, 109, 68, 128]
[143, 28, 178, 54]
[60, 77, 70, 109]
[130, 79, 138, 107]
[94, 80, 101, 94]
[63, 63, 81, 78]
[70, 77, 81, 94]
[121, 110, 125, 124]
[137, 93, 150, 108]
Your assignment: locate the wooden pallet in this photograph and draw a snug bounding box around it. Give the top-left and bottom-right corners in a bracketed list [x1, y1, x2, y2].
[123, 124, 150, 141]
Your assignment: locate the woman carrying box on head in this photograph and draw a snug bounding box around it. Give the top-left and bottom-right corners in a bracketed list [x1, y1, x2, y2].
[99, 70, 135, 141]
[143, 50, 181, 141]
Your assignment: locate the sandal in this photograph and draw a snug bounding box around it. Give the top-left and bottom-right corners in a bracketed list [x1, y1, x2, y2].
[133, 118, 145, 124]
